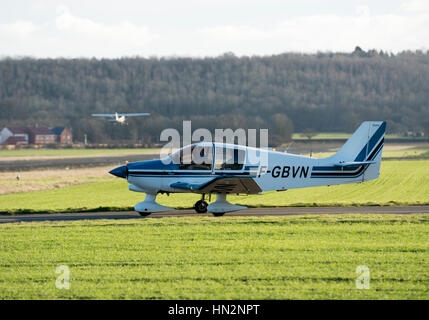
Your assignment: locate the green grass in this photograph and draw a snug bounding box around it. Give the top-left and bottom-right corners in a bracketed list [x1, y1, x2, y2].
[0, 148, 160, 157]
[293, 132, 420, 140]
[383, 148, 429, 158]
[1, 160, 428, 214]
[293, 132, 354, 140]
[308, 148, 429, 159]
[0, 214, 427, 299]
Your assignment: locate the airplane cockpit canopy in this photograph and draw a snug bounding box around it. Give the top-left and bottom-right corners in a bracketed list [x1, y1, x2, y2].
[214, 146, 245, 170]
[170, 144, 212, 170]
[168, 143, 246, 171]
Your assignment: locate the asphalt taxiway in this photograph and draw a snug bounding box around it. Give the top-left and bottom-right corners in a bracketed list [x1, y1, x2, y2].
[0, 206, 428, 224]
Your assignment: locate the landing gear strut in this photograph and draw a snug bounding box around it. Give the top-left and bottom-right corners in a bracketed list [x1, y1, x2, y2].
[134, 193, 173, 217]
[194, 194, 208, 213]
[207, 193, 247, 217]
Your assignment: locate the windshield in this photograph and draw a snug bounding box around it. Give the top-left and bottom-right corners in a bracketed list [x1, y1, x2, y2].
[171, 145, 213, 170]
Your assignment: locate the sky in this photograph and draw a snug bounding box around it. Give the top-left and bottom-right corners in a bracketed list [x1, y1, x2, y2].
[0, 0, 428, 58]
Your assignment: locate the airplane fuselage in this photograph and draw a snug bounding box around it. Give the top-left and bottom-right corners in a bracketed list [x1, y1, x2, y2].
[124, 142, 382, 195]
[109, 121, 386, 216]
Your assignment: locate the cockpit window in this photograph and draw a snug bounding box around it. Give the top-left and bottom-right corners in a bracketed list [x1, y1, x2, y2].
[171, 145, 212, 170]
[215, 147, 245, 170]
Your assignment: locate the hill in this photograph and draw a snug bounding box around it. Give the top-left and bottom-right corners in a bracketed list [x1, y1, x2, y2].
[1, 50, 429, 145]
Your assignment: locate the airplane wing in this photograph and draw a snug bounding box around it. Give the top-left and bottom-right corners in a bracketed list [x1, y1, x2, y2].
[117, 113, 150, 117]
[171, 176, 262, 194]
[91, 113, 150, 118]
[91, 114, 116, 118]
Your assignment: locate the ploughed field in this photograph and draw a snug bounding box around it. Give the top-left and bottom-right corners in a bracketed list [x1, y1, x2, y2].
[0, 214, 427, 299]
[0, 160, 428, 214]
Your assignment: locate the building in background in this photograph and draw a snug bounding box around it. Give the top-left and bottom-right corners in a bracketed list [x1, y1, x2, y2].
[27, 127, 56, 144]
[50, 127, 73, 144]
[0, 127, 29, 145]
[0, 126, 73, 145]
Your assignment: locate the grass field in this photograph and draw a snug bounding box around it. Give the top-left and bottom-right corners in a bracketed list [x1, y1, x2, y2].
[296, 144, 429, 159]
[0, 214, 427, 299]
[0, 160, 428, 214]
[292, 132, 420, 140]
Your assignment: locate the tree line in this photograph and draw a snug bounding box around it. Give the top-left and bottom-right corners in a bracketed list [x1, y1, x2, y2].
[1, 48, 428, 145]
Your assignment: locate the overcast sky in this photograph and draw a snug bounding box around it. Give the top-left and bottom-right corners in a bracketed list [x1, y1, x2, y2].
[1, 0, 428, 58]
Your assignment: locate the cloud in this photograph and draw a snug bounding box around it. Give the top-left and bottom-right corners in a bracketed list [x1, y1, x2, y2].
[0, 7, 158, 58]
[401, 0, 429, 13]
[195, 5, 429, 55]
[1, 1, 429, 57]
[0, 21, 38, 39]
[54, 8, 157, 55]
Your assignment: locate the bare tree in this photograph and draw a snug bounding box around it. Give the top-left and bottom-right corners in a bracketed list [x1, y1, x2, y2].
[302, 128, 317, 141]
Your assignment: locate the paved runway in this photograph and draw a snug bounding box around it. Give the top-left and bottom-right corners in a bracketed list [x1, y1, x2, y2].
[0, 206, 428, 224]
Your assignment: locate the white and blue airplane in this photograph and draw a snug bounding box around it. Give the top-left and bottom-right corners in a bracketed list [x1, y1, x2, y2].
[91, 112, 150, 125]
[109, 121, 386, 216]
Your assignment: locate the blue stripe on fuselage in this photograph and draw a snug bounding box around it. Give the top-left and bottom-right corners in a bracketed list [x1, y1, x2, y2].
[311, 139, 384, 178]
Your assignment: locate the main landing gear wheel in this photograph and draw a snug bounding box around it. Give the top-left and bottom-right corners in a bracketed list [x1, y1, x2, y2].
[194, 200, 208, 213]
[138, 211, 152, 217]
[212, 212, 225, 217]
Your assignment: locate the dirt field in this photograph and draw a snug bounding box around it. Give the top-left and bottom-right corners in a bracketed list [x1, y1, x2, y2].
[0, 166, 113, 195]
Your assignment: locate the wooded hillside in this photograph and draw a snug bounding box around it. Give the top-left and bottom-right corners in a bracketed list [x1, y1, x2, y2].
[1, 49, 428, 145]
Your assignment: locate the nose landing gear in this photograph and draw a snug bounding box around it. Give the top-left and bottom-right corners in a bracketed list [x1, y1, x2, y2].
[134, 193, 174, 217]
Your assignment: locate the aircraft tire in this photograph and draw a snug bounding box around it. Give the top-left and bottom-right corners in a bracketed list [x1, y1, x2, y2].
[194, 200, 208, 213]
[137, 211, 152, 217]
[212, 212, 225, 217]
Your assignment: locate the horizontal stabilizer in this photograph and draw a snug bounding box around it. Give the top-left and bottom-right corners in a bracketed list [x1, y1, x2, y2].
[334, 161, 376, 167]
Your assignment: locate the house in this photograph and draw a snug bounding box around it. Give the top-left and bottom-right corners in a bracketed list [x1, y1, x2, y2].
[0, 126, 73, 145]
[27, 127, 57, 144]
[50, 127, 73, 144]
[0, 127, 29, 145]
[4, 135, 29, 145]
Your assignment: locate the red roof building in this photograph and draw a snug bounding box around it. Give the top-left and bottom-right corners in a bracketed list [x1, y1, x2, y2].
[1, 126, 73, 145]
[3, 136, 28, 145]
[27, 127, 57, 145]
[0, 126, 29, 145]
[50, 127, 73, 144]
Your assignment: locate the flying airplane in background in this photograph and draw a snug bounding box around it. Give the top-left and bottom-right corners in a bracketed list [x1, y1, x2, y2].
[109, 121, 386, 216]
[91, 112, 150, 124]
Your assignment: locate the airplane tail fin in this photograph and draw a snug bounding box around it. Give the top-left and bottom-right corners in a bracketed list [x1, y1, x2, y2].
[328, 121, 386, 181]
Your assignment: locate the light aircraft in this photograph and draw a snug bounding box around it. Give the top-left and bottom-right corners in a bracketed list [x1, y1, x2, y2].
[91, 112, 150, 124]
[109, 121, 386, 216]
